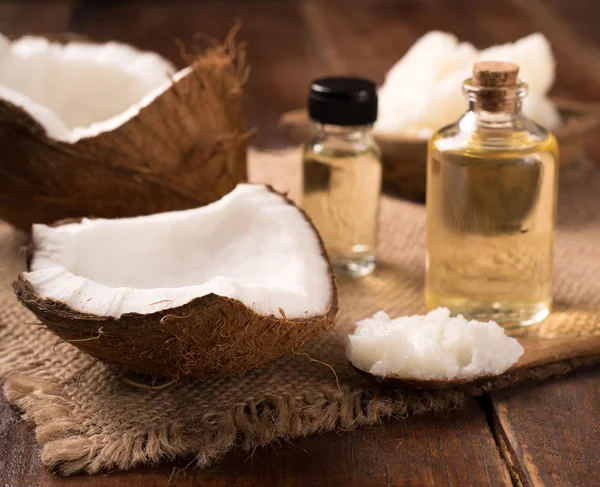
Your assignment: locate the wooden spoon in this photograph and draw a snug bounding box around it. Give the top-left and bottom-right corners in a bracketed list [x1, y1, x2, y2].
[350, 328, 600, 390]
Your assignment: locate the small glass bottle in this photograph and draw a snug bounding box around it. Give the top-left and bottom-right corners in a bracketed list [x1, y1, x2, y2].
[302, 77, 382, 278]
[425, 61, 559, 328]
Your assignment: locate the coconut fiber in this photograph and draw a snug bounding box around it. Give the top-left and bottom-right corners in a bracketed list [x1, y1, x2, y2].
[1, 149, 600, 475]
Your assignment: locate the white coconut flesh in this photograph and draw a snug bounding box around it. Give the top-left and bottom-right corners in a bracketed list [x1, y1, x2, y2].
[22, 184, 333, 319]
[375, 32, 561, 138]
[346, 308, 524, 380]
[0, 33, 180, 142]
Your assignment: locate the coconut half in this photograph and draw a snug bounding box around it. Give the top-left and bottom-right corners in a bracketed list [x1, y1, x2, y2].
[0, 33, 177, 141]
[14, 184, 338, 379]
[0, 32, 247, 231]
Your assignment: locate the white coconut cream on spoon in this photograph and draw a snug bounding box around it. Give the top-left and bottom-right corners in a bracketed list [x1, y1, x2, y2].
[347, 307, 524, 384]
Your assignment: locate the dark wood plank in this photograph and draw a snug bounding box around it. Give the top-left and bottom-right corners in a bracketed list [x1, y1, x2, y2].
[545, 0, 600, 53]
[490, 365, 600, 487]
[510, 0, 600, 160]
[0, 1, 72, 35]
[515, 0, 600, 95]
[1, 397, 511, 487]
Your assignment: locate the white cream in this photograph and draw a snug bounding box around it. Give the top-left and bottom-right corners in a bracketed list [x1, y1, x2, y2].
[347, 308, 524, 380]
[375, 32, 560, 138]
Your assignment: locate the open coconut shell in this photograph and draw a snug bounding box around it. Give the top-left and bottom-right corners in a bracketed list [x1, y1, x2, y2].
[13, 185, 338, 379]
[0, 33, 248, 231]
[14, 280, 337, 380]
[280, 97, 600, 201]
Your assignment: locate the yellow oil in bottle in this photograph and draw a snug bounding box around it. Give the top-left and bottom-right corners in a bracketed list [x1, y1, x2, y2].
[303, 146, 381, 278]
[425, 133, 559, 328]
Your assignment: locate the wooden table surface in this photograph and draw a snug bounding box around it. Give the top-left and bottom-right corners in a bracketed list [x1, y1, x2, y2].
[1, 1, 600, 486]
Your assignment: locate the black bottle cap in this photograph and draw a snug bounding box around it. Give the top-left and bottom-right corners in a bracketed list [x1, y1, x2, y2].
[308, 76, 378, 126]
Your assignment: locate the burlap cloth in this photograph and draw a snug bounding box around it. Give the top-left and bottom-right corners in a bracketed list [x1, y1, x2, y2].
[1, 149, 599, 475]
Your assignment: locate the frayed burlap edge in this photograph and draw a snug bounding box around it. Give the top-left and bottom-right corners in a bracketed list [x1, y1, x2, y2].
[3, 355, 599, 475]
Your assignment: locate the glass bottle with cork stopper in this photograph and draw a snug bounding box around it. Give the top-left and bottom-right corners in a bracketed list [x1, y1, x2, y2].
[302, 77, 382, 278]
[425, 61, 559, 328]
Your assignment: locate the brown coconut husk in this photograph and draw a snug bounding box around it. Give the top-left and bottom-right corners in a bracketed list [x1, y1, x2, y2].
[0, 29, 248, 231]
[13, 187, 338, 379]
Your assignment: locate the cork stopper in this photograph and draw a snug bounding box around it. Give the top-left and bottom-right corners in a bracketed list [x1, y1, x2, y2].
[470, 61, 520, 112]
[472, 61, 519, 88]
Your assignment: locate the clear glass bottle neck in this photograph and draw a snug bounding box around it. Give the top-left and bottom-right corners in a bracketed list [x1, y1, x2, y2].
[311, 122, 374, 140]
[463, 80, 527, 126]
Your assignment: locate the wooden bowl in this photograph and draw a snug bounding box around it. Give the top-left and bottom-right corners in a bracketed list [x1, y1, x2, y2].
[280, 98, 600, 202]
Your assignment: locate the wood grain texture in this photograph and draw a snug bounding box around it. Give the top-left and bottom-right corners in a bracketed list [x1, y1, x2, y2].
[545, 0, 600, 50]
[0, 1, 71, 35]
[490, 365, 600, 487]
[1, 0, 600, 486]
[0, 397, 511, 487]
